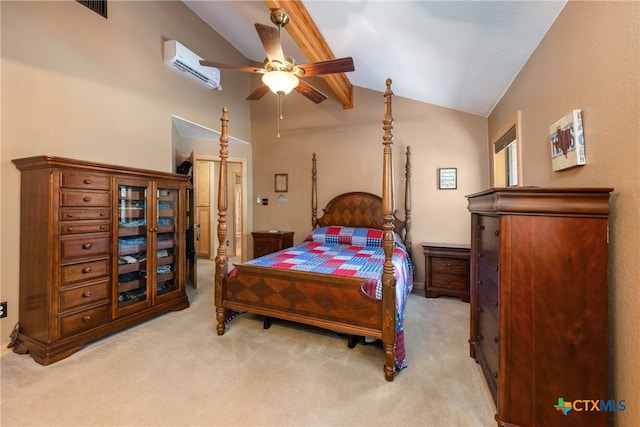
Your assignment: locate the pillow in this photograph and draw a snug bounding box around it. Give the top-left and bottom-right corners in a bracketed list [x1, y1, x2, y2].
[306, 226, 384, 247]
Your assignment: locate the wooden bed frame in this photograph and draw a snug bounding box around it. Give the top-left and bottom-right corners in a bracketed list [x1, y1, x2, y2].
[214, 79, 412, 381]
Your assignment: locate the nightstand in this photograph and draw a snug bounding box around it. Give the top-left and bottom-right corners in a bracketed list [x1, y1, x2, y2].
[251, 231, 294, 258]
[422, 243, 470, 302]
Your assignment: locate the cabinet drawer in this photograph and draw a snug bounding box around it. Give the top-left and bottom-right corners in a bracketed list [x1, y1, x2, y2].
[476, 322, 499, 388]
[60, 304, 109, 337]
[478, 281, 499, 316]
[60, 280, 110, 312]
[61, 258, 110, 284]
[60, 235, 110, 259]
[477, 300, 499, 342]
[60, 208, 111, 221]
[61, 172, 111, 190]
[61, 189, 111, 207]
[60, 221, 110, 235]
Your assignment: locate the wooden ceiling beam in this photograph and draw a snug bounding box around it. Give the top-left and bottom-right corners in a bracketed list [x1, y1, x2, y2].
[264, 0, 354, 109]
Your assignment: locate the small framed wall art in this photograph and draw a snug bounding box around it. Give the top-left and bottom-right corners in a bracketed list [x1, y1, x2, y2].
[549, 109, 585, 171]
[274, 173, 288, 192]
[438, 168, 457, 190]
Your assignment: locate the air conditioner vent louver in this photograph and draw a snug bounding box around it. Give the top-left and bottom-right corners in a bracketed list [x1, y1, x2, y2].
[163, 40, 221, 90]
[174, 60, 211, 84]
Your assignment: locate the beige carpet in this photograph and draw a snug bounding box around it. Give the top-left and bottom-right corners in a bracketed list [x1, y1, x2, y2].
[1, 260, 495, 426]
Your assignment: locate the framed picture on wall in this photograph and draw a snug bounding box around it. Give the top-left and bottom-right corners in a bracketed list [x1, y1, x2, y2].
[438, 168, 457, 190]
[275, 173, 288, 192]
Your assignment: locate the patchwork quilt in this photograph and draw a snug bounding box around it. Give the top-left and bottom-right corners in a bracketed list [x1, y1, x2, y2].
[246, 226, 414, 370]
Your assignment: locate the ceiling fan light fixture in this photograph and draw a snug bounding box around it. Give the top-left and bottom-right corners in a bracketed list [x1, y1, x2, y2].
[262, 71, 299, 95]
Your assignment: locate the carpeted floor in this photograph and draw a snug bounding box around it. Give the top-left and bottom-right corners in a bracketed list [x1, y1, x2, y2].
[1, 259, 495, 426]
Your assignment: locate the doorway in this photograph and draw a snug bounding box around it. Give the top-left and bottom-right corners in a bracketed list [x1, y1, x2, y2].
[193, 155, 247, 263]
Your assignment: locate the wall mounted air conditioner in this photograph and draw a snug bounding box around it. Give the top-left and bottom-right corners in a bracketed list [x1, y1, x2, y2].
[164, 40, 221, 90]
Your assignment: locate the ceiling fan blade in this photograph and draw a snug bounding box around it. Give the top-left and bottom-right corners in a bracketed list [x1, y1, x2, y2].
[295, 80, 328, 104]
[199, 60, 265, 74]
[255, 23, 285, 65]
[246, 83, 271, 101]
[294, 57, 355, 77]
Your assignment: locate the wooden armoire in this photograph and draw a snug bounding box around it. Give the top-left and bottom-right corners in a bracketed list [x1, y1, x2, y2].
[12, 156, 190, 365]
[467, 187, 612, 427]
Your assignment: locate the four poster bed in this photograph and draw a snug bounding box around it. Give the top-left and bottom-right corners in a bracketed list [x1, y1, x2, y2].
[213, 79, 413, 381]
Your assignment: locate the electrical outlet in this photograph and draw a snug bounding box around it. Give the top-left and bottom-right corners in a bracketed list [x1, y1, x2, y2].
[0, 301, 7, 318]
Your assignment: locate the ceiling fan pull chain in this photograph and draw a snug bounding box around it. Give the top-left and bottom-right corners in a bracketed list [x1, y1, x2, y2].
[276, 92, 283, 139]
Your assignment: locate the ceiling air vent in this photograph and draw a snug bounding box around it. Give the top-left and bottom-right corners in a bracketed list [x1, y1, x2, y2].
[77, 1, 107, 18]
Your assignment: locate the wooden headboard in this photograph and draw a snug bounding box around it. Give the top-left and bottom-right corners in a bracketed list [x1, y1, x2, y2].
[315, 191, 406, 236]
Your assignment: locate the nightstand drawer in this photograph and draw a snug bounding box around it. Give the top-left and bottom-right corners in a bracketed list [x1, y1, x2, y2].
[252, 231, 294, 258]
[431, 257, 469, 288]
[423, 243, 470, 302]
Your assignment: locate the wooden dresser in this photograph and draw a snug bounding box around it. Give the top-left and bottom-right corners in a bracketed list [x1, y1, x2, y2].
[12, 156, 190, 365]
[422, 243, 470, 302]
[467, 187, 612, 427]
[251, 230, 294, 258]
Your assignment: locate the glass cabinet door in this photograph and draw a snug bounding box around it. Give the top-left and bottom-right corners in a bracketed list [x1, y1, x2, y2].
[116, 184, 151, 313]
[155, 187, 179, 298]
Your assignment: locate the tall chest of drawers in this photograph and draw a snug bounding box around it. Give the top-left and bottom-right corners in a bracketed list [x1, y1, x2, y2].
[12, 156, 190, 365]
[467, 187, 612, 427]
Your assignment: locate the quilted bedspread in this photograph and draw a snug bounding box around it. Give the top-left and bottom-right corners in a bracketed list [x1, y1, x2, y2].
[246, 226, 414, 370]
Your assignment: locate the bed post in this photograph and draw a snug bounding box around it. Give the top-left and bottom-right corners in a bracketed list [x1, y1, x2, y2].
[311, 153, 318, 229]
[381, 78, 396, 381]
[404, 146, 412, 259]
[214, 107, 229, 335]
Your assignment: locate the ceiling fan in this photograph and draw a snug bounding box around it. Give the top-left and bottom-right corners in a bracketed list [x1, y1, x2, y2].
[199, 9, 355, 104]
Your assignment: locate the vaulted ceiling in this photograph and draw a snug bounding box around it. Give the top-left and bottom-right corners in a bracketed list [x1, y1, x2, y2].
[184, 0, 566, 117]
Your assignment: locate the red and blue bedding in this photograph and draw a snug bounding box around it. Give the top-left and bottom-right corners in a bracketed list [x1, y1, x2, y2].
[246, 226, 414, 369]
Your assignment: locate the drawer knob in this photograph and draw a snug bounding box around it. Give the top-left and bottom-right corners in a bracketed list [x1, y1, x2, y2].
[83, 196, 92, 202]
[99, 225, 106, 230]
[493, 372, 498, 379]
[495, 265, 499, 271]
[495, 300, 499, 307]
[446, 279, 452, 284]
[493, 336, 499, 343]
[446, 262, 452, 267]
[82, 267, 92, 274]
[100, 212, 106, 217]
[479, 225, 485, 230]
[84, 179, 93, 184]
[494, 230, 499, 236]
[477, 334, 484, 341]
[477, 306, 484, 313]
[478, 280, 483, 286]
[66, 213, 74, 218]
[82, 315, 91, 322]
[82, 291, 92, 298]
[82, 243, 92, 249]
[66, 227, 73, 232]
